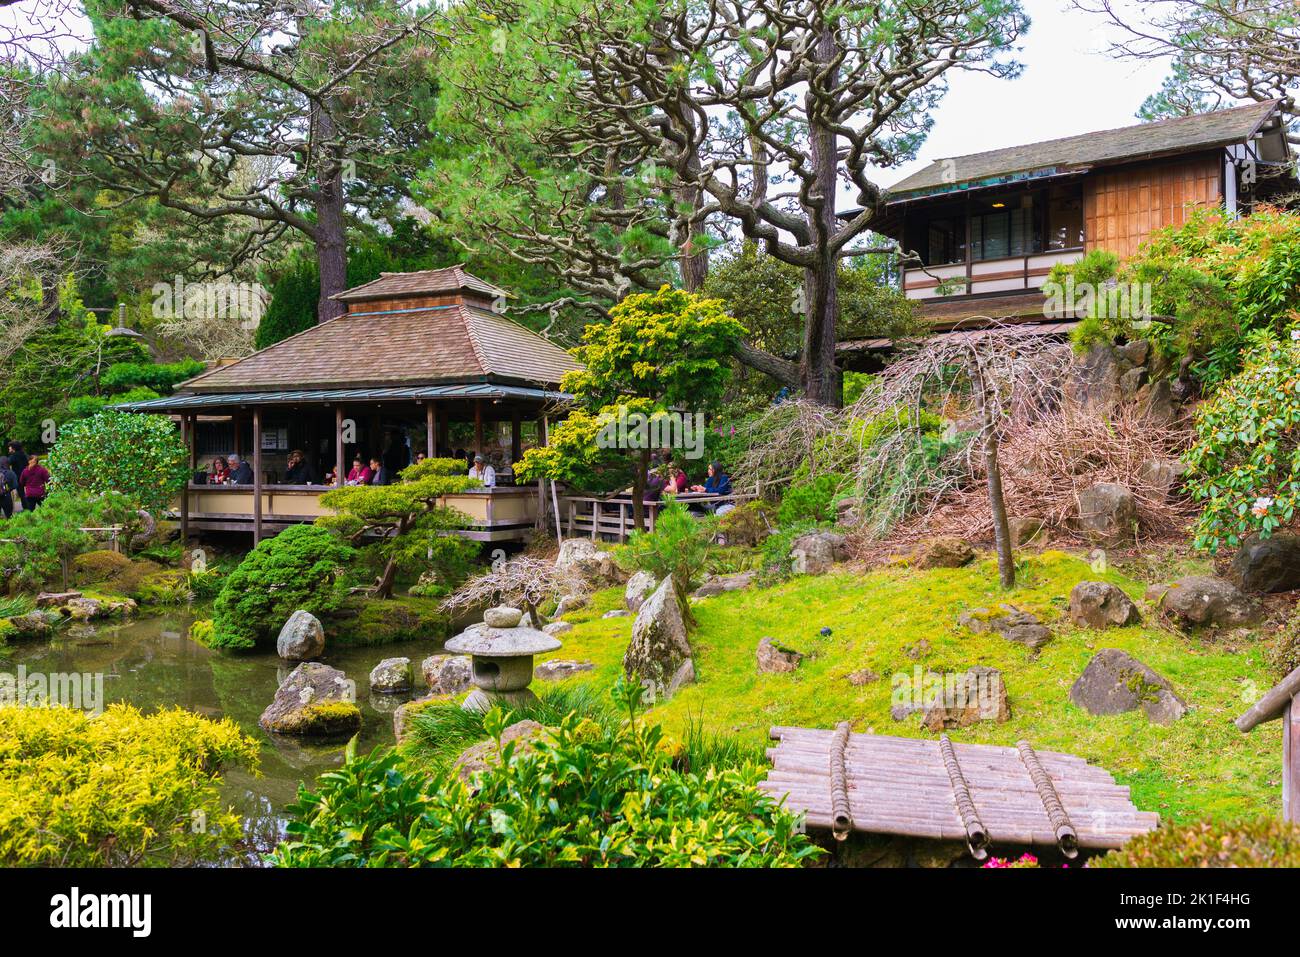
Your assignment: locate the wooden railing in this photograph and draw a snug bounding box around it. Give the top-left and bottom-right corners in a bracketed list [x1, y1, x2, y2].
[563, 491, 754, 542]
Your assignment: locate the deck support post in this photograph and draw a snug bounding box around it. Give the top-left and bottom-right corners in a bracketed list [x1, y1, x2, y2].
[510, 407, 521, 463]
[179, 414, 191, 547]
[1287, 696, 1299, 823]
[252, 407, 263, 544]
[426, 401, 436, 458]
[334, 405, 345, 488]
[474, 399, 484, 454]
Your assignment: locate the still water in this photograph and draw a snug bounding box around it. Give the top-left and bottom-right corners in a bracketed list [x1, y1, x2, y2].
[4, 611, 439, 863]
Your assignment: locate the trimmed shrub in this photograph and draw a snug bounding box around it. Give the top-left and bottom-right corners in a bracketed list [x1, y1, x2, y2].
[210, 525, 355, 650]
[0, 703, 258, 866]
[717, 500, 776, 547]
[46, 411, 189, 517]
[1094, 818, 1300, 868]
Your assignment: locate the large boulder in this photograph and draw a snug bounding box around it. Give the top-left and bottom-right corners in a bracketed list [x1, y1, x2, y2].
[6, 611, 57, 641]
[535, 659, 595, 681]
[259, 662, 361, 736]
[624, 571, 657, 612]
[1065, 343, 1123, 410]
[756, 637, 802, 674]
[1137, 456, 1186, 499]
[1069, 648, 1187, 725]
[1007, 516, 1047, 548]
[35, 591, 81, 608]
[556, 538, 620, 585]
[1229, 533, 1300, 594]
[790, 530, 849, 575]
[920, 666, 1011, 732]
[1136, 380, 1178, 427]
[421, 654, 472, 695]
[1147, 576, 1261, 628]
[692, 570, 757, 599]
[369, 657, 413, 694]
[957, 604, 1052, 650]
[1068, 581, 1141, 629]
[543, 621, 573, 637]
[911, 538, 975, 569]
[453, 719, 546, 785]
[276, 609, 325, 661]
[624, 577, 693, 695]
[1072, 482, 1137, 546]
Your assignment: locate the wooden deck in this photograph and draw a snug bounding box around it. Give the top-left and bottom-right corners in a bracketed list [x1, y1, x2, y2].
[178, 483, 543, 542]
[562, 492, 753, 542]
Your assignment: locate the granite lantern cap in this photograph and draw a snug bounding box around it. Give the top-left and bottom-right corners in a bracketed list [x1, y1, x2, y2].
[445, 626, 561, 658]
[445, 606, 561, 711]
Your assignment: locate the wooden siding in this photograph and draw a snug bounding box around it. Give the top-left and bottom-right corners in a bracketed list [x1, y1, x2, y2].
[1083, 152, 1221, 259]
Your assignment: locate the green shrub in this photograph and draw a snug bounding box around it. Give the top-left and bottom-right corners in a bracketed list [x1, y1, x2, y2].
[272, 683, 820, 868]
[0, 492, 112, 591]
[188, 618, 216, 648]
[758, 520, 823, 583]
[188, 568, 224, 600]
[210, 525, 355, 650]
[46, 411, 190, 518]
[0, 703, 258, 866]
[620, 500, 715, 618]
[777, 470, 843, 526]
[135, 570, 193, 606]
[330, 594, 449, 646]
[716, 500, 774, 547]
[1094, 818, 1300, 868]
[1184, 330, 1300, 551]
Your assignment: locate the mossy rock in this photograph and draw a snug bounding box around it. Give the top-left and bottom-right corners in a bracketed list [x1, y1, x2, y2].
[70, 550, 134, 584]
[71, 551, 166, 599]
[269, 701, 363, 736]
[0, 618, 17, 644]
[329, 594, 450, 646]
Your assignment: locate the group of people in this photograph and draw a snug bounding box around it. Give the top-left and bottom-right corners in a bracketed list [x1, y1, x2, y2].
[0, 441, 50, 516]
[205, 454, 255, 486]
[204, 445, 501, 489]
[643, 450, 733, 513]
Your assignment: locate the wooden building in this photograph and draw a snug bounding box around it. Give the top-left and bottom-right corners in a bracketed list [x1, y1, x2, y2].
[839, 100, 1296, 363]
[116, 266, 580, 544]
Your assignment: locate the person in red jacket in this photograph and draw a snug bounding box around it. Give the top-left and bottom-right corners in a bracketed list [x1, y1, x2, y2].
[19, 454, 49, 510]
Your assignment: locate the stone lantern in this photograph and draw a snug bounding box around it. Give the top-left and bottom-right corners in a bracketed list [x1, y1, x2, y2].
[444, 606, 561, 712]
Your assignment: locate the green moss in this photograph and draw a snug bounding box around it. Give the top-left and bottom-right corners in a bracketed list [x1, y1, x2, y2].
[275, 701, 362, 735]
[329, 594, 450, 646]
[546, 549, 1275, 824]
[0, 619, 16, 644]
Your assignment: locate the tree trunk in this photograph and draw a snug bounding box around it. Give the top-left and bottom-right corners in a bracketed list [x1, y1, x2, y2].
[800, 25, 842, 408]
[631, 447, 648, 532]
[313, 105, 347, 324]
[375, 558, 398, 599]
[972, 356, 1015, 588]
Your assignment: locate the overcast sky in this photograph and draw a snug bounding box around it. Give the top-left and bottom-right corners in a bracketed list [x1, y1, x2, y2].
[883, 0, 1173, 187]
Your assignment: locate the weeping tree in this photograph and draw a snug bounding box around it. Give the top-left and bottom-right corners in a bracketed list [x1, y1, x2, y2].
[318, 458, 480, 599]
[441, 556, 589, 627]
[430, 0, 1026, 404]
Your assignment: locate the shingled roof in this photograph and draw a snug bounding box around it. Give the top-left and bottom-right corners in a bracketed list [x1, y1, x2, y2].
[181, 303, 580, 393]
[887, 100, 1282, 201]
[330, 264, 510, 303]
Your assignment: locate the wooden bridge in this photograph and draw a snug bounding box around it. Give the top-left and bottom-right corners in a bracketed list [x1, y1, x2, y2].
[760, 723, 1159, 860]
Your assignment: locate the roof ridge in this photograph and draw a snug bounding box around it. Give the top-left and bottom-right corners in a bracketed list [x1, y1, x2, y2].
[465, 304, 579, 361]
[458, 303, 493, 376]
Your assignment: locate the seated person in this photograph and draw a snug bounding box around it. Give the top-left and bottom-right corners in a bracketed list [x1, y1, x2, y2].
[227, 454, 254, 485]
[282, 449, 317, 485]
[209, 456, 230, 485]
[664, 459, 689, 495]
[469, 453, 496, 488]
[345, 457, 372, 485]
[691, 461, 732, 496]
[369, 456, 391, 486]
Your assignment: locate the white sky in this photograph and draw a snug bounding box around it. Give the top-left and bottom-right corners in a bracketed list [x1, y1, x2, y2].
[881, 0, 1173, 188]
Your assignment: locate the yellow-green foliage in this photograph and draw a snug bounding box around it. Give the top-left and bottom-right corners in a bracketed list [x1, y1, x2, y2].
[545, 550, 1275, 823]
[188, 618, 215, 647]
[1093, 818, 1300, 868]
[71, 548, 135, 584]
[0, 703, 259, 866]
[272, 701, 362, 735]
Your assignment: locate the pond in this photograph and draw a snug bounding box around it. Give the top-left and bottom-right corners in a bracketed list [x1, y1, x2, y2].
[3, 611, 440, 864]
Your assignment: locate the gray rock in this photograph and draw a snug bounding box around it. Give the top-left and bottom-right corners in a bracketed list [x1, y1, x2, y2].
[421, 654, 473, 695]
[624, 571, 657, 612]
[554, 593, 588, 617]
[602, 609, 630, 619]
[624, 577, 692, 694]
[369, 657, 413, 693]
[556, 538, 619, 584]
[790, 530, 849, 575]
[1136, 380, 1178, 426]
[1148, 575, 1261, 628]
[6, 612, 55, 641]
[1065, 343, 1122, 410]
[276, 609, 325, 661]
[1008, 516, 1047, 547]
[1073, 482, 1137, 546]
[453, 719, 546, 784]
[921, 666, 1011, 731]
[958, 604, 1052, 650]
[483, 606, 524, 628]
[1068, 581, 1141, 629]
[35, 590, 81, 608]
[1069, 648, 1187, 725]
[259, 662, 360, 736]
[534, 659, 596, 681]
[911, 538, 975, 569]
[1138, 456, 1186, 499]
[543, 620, 573, 636]
[756, 636, 803, 673]
[1116, 339, 1149, 366]
[392, 695, 433, 744]
[692, 570, 757, 598]
[1229, 533, 1300, 593]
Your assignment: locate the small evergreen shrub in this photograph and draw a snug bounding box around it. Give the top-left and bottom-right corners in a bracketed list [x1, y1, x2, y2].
[620, 500, 715, 615]
[0, 704, 258, 866]
[776, 470, 843, 526]
[46, 411, 190, 517]
[1094, 818, 1300, 868]
[210, 525, 354, 650]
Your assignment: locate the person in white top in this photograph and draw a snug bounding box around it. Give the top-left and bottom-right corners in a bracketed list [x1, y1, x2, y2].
[469, 453, 496, 488]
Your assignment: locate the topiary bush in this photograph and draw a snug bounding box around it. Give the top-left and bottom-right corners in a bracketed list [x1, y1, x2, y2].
[210, 525, 355, 650]
[0, 703, 258, 866]
[272, 682, 820, 868]
[1184, 329, 1300, 552]
[46, 411, 190, 518]
[717, 500, 775, 547]
[1093, 818, 1300, 868]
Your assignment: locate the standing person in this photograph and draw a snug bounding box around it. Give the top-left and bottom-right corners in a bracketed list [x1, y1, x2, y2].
[469, 453, 496, 488]
[0, 456, 14, 519]
[6, 442, 28, 510]
[19, 454, 49, 510]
